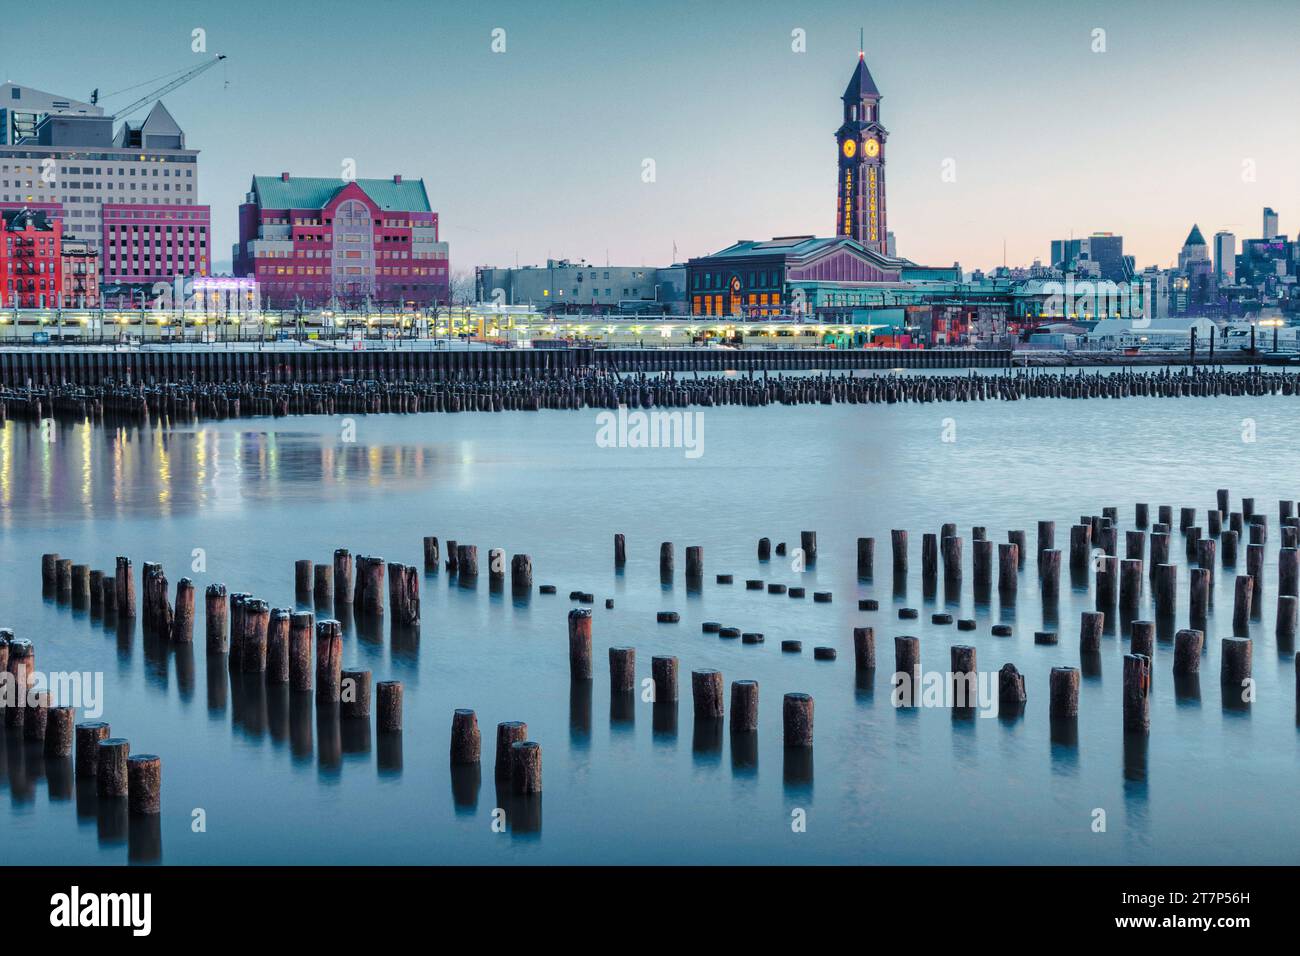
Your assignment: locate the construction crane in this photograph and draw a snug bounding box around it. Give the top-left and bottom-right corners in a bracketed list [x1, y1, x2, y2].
[90, 54, 226, 120]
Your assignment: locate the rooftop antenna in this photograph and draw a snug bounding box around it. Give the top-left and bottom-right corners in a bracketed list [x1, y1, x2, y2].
[859, 27, 865, 56]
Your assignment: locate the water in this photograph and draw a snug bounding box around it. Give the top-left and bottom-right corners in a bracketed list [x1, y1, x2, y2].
[1, 393, 1298, 865]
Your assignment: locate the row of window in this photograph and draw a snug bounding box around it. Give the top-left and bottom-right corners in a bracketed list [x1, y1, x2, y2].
[692, 271, 781, 291]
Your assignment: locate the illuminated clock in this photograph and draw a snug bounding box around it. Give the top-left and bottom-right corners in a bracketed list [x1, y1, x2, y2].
[730, 277, 742, 293]
[841, 139, 856, 159]
[864, 138, 880, 158]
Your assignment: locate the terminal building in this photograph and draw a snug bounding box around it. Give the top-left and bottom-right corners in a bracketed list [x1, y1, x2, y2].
[475, 259, 685, 315]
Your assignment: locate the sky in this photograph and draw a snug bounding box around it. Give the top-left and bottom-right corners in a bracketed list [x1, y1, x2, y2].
[3, 0, 1298, 274]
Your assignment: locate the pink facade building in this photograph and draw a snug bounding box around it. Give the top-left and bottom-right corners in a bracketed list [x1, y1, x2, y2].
[233, 173, 449, 309]
[101, 202, 210, 284]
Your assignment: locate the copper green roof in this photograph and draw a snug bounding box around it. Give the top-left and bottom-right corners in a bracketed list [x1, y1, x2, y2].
[251, 175, 431, 212]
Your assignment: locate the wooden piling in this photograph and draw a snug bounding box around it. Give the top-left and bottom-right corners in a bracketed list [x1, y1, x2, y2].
[891, 529, 908, 573]
[387, 562, 420, 626]
[96, 738, 130, 797]
[614, 533, 626, 569]
[43, 706, 72, 757]
[609, 647, 636, 693]
[511, 554, 533, 593]
[333, 549, 354, 603]
[267, 608, 291, 683]
[782, 693, 814, 746]
[41, 552, 59, 590]
[1125, 530, 1145, 560]
[75, 721, 110, 778]
[115, 556, 135, 618]
[1120, 558, 1143, 612]
[1216, 488, 1229, 517]
[1123, 654, 1152, 733]
[494, 720, 527, 778]
[999, 664, 1027, 708]
[950, 645, 977, 708]
[1232, 575, 1254, 636]
[240, 599, 270, 673]
[127, 754, 161, 814]
[1096, 555, 1118, 608]
[973, 539, 992, 588]
[509, 741, 542, 793]
[142, 562, 173, 637]
[998, 543, 1019, 593]
[941, 535, 962, 583]
[685, 546, 704, 580]
[568, 608, 593, 680]
[289, 611, 313, 691]
[1079, 611, 1104, 652]
[1008, 530, 1027, 569]
[1037, 521, 1055, 575]
[1221, 529, 1239, 566]
[355, 555, 386, 612]
[691, 669, 724, 718]
[731, 680, 759, 733]
[800, 531, 817, 564]
[921, 533, 938, 584]
[651, 655, 678, 701]
[449, 709, 481, 763]
[488, 549, 506, 588]
[342, 669, 372, 718]
[172, 577, 195, 643]
[1280, 548, 1299, 597]
[1048, 666, 1080, 718]
[313, 564, 333, 604]
[295, 559, 314, 597]
[853, 626, 875, 670]
[1220, 636, 1252, 686]
[857, 537, 874, 578]
[315, 619, 343, 703]
[1069, 524, 1091, 570]
[1173, 629, 1203, 674]
[1154, 564, 1177, 616]
[1131, 620, 1155, 658]
[71, 564, 90, 606]
[1040, 549, 1061, 597]
[659, 542, 674, 581]
[1190, 567, 1210, 622]
[1277, 595, 1297, 642]
[1135, 503, 1149, 528]
[423, 537, 440, 574]
[377, 681, 403, 732]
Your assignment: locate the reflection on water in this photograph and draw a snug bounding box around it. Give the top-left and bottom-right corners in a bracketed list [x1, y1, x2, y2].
[2, 398, 1300, 865]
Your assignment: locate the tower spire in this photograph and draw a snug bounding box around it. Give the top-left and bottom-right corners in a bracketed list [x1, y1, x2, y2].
[859, 27, 864, 57]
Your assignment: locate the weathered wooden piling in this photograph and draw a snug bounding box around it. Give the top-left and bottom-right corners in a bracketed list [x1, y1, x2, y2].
[1221, 529, 1239, 566]
[310, 565, 333, 607]
[1125, 530, 1145, 561]
[1131, 620, 1155, 658]
[1277, 595, 1297, 642]
[172, 577, 195, 643]
[142, 562, 173, 637]
[1008, 530, 1027, 569]
[800, 531, 817, 564]
[614, 533, 626, 569]
[1208, 510, 1222, 536]
[950, 646, 977, 708]
[295, 559, 314, 597]
[894, 635, 921, 700]
[43, 705, 73, 757]
[41, 552, 59, 590]
[568, 608, 593, 680]
[266, 608, 292, 683]
[891, 529, 908, 573]
[1158, 505, 1173, 526]
[377, 681, 403, 732]
[423, 537, 441, 574]
[354, 555, 386, 612]
[1179, 507, 1196, 532]
[1149, 532, 1170, 579]
[342, 669, 372, 718]
[853, 626, 875, 670]
[1154, 564, 1177, 616]
[75, 721, 110, 778]
[757, 537, 771, 561]
[1123, 654, 1152, 733]
[1280, 548, 1299, 598]
[921, 533, 938, 585]
[1119, 558, 1143, 612]
[1173, 629, 1204, 674]
[1079, 611, 1104, 652]
[227, 592, 249, 669]
[1232, 575, 1254, 636]
[315, 619, 343, 703]
[1069, 524, 1092, 570]
[114, 557, 135, 618]
[127, 754, 161, 814]
[88, 569, 104, 615]
[972, 539, 992, 588]
[651, 655, 678, 701]
[609, 647, 636, 693]
[1040, 550, 1061, 597]
[24, 691, 49, 742]
[71, 564, 91, 606]
[493, 720, 527, 779]
[1036, 521, 1055, 575]
[488, 548, 506, 589]
[333, 549, 354, 603]
[783, 693, 814, 747]
[203, 583, 228, 655]
[691, 669, 724, 718]
[1195, 537, 1216, 571]
[1135, 503, 1149, 528]
[1096, 555, 1118, 608]
[1048, 666, 1080, 718]
[511, 554, 533, 593]
[1221, 636, 1252, 686]
[659, 542, 674, 581]
[1216, 488, 1230, 517]
[96, 738, 130, 797]
[941, 535, 962, 583]
[56, 558, 72, 593]
[999, 664, 1027, 708]
[289, 611, 314, 691]
[445, 540, 459, 575]
[857, 537, 874, 578]
[240, 599, 270, 673]
[685, 546, 704, 580]
[510, 741, 542, 794]
[449, 709, 481, 763]
[1242, 497, 1256, 520]
[731, 680, 759, 733]
[998, 543, 1019, 593]
[1190, 567, 1210, 622]
[387, 562, 420, 626]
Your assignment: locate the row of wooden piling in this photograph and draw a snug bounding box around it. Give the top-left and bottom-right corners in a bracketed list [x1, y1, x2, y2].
[1, 628, 162, 813]
[12, 365, 1300, 426]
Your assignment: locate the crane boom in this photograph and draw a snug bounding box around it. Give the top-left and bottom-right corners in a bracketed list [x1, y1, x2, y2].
[112, 54, 226, 121]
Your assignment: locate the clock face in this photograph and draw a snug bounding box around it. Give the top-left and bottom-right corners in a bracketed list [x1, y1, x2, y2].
[841, 139, 856, 159]
[864, 138, 880, 158]
[730, 277, 741, 293]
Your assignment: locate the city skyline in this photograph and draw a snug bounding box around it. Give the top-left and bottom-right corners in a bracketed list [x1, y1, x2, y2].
[2, 0, 1297, 274]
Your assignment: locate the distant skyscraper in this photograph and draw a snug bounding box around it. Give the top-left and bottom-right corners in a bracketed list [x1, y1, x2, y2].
[1178, 224, 1209, 271]
[1050, 233, 1126, 281]
[1263, 207, 1279, 240]
[1213, 231, 1236, 285]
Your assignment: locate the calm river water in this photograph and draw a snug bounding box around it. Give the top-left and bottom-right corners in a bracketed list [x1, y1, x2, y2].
[1, 388, 1298, 864]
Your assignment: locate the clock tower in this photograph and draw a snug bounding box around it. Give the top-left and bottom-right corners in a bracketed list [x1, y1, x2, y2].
[836, 49, 888, 253]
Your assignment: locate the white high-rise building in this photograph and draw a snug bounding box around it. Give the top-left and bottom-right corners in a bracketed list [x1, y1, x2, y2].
[1263, 207, 1279, 240]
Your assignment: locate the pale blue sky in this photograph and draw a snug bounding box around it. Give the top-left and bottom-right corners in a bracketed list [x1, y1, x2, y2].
[4, 0, 1297, 273]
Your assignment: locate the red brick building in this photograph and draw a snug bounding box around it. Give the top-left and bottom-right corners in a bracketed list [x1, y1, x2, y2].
[1, 206, 62, 308]
[60, 237, 99, 307]
[234, 173, 449, 309]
